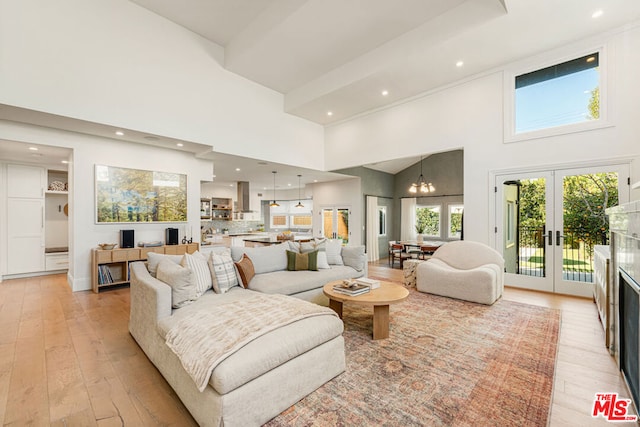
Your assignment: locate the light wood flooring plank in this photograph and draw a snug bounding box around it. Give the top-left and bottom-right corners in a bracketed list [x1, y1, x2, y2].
[1, 265, 636, 426]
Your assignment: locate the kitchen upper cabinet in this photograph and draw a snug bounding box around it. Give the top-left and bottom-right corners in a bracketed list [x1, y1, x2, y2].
[7, 164, 45, 198]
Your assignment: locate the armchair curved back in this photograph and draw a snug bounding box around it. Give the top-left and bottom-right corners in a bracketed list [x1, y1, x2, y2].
[433, 241, 504, 271]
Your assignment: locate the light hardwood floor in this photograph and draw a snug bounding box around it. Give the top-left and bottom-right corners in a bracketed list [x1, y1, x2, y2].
[0, 265, 634, 426]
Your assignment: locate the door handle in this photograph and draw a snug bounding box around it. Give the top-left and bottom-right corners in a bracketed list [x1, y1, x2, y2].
[547, 230, 553, 246]
[556, 230, 565, 246]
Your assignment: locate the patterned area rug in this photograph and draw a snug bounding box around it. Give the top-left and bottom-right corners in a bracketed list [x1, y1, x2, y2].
[267, 286, 560, 426]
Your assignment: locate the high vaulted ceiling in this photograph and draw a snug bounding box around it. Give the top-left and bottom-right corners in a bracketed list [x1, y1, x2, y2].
[130, 0, 640, 125]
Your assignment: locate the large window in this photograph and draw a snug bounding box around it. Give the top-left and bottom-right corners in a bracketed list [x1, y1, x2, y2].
[416, 205, 440, 237]
[509, 51, 603, 140]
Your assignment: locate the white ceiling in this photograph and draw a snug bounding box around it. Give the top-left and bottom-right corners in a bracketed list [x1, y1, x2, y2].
[130, 0, 640, 124]
[3, 1, 640, 187]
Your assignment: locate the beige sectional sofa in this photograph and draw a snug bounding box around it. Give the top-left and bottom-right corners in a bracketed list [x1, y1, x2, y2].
[128, 242, 367, 426]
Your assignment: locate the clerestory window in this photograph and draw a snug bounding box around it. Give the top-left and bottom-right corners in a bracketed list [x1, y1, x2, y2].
[506, 50, 606, 142]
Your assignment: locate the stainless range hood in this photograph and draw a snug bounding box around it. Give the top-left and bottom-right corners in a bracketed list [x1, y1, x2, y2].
[237, 181, 251, 212]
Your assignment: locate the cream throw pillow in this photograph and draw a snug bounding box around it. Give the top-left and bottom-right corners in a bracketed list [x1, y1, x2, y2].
[325, 239, 344, 265]
[208, 252, 240, 294]
[317, 251, 330, 269]
[156, 258, 197, 308]
[181, 251, 212, 297]
[146, 252, 183, 277]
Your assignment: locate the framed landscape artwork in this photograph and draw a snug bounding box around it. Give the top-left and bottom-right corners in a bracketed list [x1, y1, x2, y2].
[95, 164, 187, 223]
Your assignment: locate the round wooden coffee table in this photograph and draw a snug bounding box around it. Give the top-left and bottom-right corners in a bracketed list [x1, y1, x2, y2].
[323, 280, 409, 340]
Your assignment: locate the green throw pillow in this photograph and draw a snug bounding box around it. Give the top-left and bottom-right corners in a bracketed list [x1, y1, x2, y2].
[286, 250, 318, 271]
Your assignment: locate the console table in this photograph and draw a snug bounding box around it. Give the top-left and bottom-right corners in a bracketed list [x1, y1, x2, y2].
[91, 243, 198, 293]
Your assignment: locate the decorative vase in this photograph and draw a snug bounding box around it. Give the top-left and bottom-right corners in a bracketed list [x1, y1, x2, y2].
[417, 234, 424, 243]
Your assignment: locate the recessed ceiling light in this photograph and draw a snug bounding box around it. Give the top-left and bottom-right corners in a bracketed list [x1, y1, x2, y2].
[115, 131, 124, 136]
[456, 60, 464, 67]
[61, 160, 69, 164]
[381, 90, 389, 96]
[176, 143, 184, 147]
[313, 180, 318, 183]
[235, 168, 241, 172]
[287, 183, 292, 187]
[327, 111, 333, 116]
[28, 147, 38, 151]
[592, 10, 603, 19]
[229, 184, 233, 187]
[586, 56, 596, 63]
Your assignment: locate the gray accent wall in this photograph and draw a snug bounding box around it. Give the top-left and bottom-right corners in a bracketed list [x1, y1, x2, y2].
[392, 150, 463, 241]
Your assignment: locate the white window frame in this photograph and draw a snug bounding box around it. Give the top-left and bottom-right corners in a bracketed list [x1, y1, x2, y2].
[447, 204, 464, 240]
[503, 45, 611, 144]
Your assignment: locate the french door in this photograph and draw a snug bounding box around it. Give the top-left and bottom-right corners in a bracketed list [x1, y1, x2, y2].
[495, 164, 628, 297]
[321, 207, 350, 243]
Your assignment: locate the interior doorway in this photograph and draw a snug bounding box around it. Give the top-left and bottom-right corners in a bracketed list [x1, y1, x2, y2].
[495, 164, 629, 297]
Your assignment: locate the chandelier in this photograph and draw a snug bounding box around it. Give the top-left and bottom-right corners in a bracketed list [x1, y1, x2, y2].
[409, 156, 435, 194]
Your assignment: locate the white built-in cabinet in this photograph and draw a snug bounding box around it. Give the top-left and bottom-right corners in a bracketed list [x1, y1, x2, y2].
[6, 164, 46, 274]
[4, 164, 69, 276]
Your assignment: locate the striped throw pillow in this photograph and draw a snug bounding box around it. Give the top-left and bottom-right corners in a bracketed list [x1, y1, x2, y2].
[208, 252, 239, 294]
[180, 251, 212, 298]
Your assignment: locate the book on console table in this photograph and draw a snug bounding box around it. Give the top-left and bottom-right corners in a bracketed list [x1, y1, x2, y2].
[332, 282, 370, 296]
[355, 277, 380, 289]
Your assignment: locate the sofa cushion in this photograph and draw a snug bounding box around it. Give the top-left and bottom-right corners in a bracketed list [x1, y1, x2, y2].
[231, 244, 287, 274]
[248, 265, 364, 296]
[286, 250, 318, 271]
[156, 258, 198, 308]
[234, 254, 255, 288]
[208, 252, 240, 294]
[156, 288, 344, 395]
[180, 251, 212, 297]
[147, 252, 183, 277]
[325, 240, 344, 265]
[341, 246, 366, 272]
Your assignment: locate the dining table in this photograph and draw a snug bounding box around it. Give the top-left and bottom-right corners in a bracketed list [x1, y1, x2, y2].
[398, 240, 447, 256]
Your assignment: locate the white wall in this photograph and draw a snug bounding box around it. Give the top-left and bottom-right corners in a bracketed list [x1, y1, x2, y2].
[0, 0, 324, 170]
[0, 120, 211, 291]
[310, 178, 362, 245]
[325, 25, 640, 245]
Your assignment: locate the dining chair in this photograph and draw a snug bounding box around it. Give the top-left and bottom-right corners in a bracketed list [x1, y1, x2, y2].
[389, 243, 411, 268]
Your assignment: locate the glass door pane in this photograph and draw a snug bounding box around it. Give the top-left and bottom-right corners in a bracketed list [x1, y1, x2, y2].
[336, 208, 350, 243]
[554, 166, 627, 297]
[496, 172, 554, 293]
[322, 208, 334, 239]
